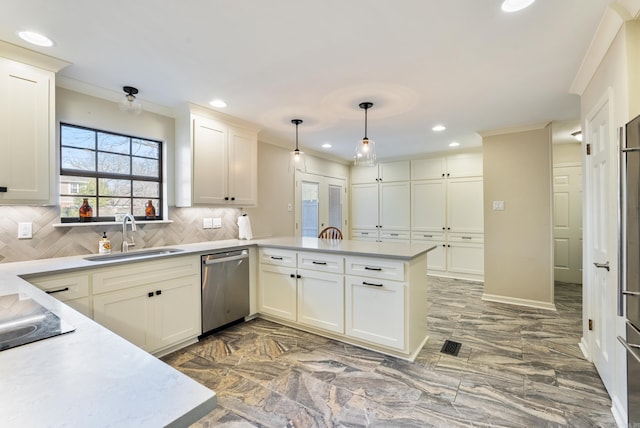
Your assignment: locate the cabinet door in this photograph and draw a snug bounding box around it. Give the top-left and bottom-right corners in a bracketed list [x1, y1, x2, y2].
[258, 264, 297, 321]
[192, 116, 228, 204]
[0, 59, 53, 204]
[345, 276, 405, 350]
[411, 180, 446, 232]
[447, 177, 484, 233]
[297, 270, 344, 333]
[351, 183, 379, 229]
[150, 275, 201, 350]
[447, 242, 484, 276]
[379, 161, 410, 182]
[351, 166, 379, 184]
[228, 127, 257, 205]
[379, 181, 410, 231]
[411, 158, 446, 180]
[93, 286, 151, 350]
[445, 152, 483, 178]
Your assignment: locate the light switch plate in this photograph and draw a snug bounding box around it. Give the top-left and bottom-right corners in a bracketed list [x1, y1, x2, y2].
[492, 200, 505, 211]
[203, 218, 213, 229]
[212, 218, 222, 229]
[18, 222, 33, 239]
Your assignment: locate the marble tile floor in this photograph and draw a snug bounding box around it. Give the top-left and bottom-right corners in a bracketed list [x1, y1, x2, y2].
[163, 277, 617, 427]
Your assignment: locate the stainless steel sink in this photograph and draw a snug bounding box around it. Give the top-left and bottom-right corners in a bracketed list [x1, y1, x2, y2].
[84, 248, 184, 262]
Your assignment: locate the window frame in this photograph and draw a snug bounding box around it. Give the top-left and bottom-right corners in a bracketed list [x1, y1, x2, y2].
[59, 123, 164, 223]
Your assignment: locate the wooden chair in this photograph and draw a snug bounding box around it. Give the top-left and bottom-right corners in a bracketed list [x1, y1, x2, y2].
[318, 226, 343, 240]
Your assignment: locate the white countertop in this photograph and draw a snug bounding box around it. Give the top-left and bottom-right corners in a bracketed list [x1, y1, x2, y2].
[0, 237, 432, 426]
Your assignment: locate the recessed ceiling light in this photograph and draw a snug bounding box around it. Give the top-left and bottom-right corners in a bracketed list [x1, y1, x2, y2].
[449, 142, 460, 148]
[322, 143, 332, 148]
[17, 31, 54, 47]
[501, 0, 535, 13]
[209, 99, 227, 108]
[432, 125, 446, 132]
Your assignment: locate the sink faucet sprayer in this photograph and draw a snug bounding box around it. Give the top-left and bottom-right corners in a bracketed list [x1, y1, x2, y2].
[121, 214, 137, 252]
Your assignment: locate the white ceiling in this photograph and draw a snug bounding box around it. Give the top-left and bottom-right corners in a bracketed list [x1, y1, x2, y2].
[1, 0, 609, 162]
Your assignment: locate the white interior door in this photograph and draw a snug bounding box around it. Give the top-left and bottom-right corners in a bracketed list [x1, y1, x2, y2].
[295, 172, 347, 237]
[586, 96, 615, 395]
[553, 165, 583, 284]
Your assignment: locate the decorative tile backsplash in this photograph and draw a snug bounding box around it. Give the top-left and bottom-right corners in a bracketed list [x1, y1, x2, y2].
[0, 206, 242, 263]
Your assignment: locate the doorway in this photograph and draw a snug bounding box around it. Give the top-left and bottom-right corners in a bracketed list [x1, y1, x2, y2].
[553, 163, 583, 284]
[295, 171, 347, 238]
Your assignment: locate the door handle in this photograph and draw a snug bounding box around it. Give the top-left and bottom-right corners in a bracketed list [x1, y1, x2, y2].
[593, 261, 610, 271]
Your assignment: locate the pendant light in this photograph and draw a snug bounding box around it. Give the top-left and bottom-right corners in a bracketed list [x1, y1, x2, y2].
[119, 86, 143, 115]
[290, 119, 306, 171]
[354, 102, 377, 167]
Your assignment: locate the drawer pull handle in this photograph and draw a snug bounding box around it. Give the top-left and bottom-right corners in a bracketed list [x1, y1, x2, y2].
[363, 281, 383, 287]
[364, 266, 382, 271]
[270, 256, 283, 260]
[0, 186, 7, 193]
[423, 235, 432, 238]
[361, 232, 369, 235]
[46, 287, 69, 295]
[461, 236, 472, 240]
[390, 233, 399, 237]
[312, 261, 327, 265]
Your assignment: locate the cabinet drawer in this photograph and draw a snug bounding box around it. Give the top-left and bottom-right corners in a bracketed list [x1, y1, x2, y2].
[411, 231, 445, 242]
[93, 256, 199, 295]
[346, 257, 405, 282]
[259, 248, 297, 267]
[298, 252, 344, 274]
[28, 273, 90, 302]
[380, 230, 410, 241]
[351, 229, 378, 241]
[448, 233, 484, 244]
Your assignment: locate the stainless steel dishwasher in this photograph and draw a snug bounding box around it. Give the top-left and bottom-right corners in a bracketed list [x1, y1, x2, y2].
[201, 248, 250, 336]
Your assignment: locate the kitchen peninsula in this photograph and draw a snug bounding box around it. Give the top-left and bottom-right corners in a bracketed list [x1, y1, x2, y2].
[0, 237, 433, 426]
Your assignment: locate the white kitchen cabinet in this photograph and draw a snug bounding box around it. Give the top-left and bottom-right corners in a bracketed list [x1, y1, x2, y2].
[351, 160, 410, 184]
[92, 256, 200, 355]
[351, 171, 410, 242]
[345, 275, 405, 350]
[297, 269, 344, 334]
[175, 106, 259, 207]
[0, 49, 67, 205]
[26, 271, 91, 317]
[258, 264, 297, 321]
[410, 152, 484, 280]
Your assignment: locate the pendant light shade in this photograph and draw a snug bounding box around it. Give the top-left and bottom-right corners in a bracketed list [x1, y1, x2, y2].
[289, 119, 306, 172]
[354, 102, 377, 167]
[119, 86, 143, 115]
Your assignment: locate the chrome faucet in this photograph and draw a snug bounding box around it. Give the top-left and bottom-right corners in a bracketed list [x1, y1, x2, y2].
[121, 214, 137, 252]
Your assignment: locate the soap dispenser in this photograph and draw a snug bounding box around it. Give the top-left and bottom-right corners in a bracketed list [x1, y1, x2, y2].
[99, 232, 111, 254]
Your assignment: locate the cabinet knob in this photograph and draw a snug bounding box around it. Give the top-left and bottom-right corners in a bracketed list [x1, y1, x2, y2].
[297, 274, 301, 279]
[0, 186, 7, 193]
[290, 274, 295, 278]
[231, 197, 235, 201]
[156, 290, 162, 295]
[224, 197, 229, 201]
[148, 292, 154, 298]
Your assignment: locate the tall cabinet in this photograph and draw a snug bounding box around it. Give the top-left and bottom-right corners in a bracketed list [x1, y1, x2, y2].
[175, 105, 259, 207]
[351, 161, 411, 243]
[411, 152, 484, 280]
[0, 42, 68, 205]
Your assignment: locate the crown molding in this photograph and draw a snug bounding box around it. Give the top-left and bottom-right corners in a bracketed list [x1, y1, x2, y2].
[0, 40, 70, 72]
[478, 121, 551, 138]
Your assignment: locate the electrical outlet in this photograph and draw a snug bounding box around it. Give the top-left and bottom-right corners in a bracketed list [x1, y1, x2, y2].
[18, 222, 33, 239]
[212, 218, 222, 229]
[492, 200, 505, 211]
[287, 203, 292, 212]
[203, 218, 213, 229]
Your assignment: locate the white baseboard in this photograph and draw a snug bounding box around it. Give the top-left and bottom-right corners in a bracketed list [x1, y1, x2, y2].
[481, 293, 557, 311]
[579, 336, 591, 361]
[611, 394, 627, 428]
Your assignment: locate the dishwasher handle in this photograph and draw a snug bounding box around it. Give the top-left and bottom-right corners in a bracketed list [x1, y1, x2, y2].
[203, 250, 248, 265]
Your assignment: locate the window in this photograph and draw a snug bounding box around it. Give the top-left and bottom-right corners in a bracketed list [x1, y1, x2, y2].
[59, 123, 163, 222]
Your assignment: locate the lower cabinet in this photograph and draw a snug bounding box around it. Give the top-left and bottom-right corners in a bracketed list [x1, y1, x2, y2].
[26, 271, 91, 318]
[345, 275, 404, 350]
[92, 256, 201, 355]
[258, 264, 297, 321]
[297, 269, 344, 334]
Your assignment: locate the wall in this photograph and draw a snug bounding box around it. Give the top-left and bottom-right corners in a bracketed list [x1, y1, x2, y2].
[482, 125, 554, 308]
[553, 143, 582, 165]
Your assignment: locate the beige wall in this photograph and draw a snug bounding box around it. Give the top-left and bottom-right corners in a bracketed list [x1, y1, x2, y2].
[483, 125, 554, 307]
[553, 143, 582, 165]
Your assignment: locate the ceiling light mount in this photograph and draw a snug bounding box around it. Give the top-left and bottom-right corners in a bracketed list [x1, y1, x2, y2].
[290, 118, 306, 171]
[571, 130, 583, 142]
[354, 102, 377, 167]
[119, 86, 142, 115]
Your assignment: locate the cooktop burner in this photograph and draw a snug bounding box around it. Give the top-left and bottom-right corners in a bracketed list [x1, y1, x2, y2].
[0, 293, 75, 352]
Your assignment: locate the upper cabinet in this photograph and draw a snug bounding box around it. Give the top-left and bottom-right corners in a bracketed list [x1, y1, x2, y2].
[175, 105, 259, 207]
[412, 152, 482, 180]
[0, 42, 68, 205]
[351, 160, 410, 184]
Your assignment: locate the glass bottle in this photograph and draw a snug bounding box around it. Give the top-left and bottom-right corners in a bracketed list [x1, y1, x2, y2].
[145, 200, 156, 219]
[79, 198, 93, 222]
